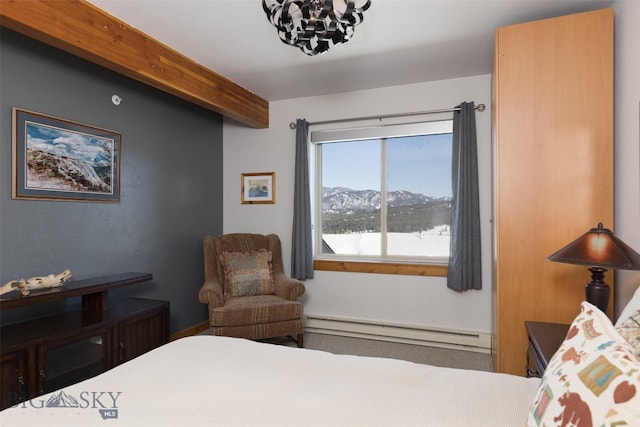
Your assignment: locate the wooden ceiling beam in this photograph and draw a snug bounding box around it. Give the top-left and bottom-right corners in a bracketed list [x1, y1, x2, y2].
[0, 0, 269, 128]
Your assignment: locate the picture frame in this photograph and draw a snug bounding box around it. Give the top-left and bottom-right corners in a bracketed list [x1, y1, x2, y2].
[12, 108, 121, 202]
[241, 172, 275, 204]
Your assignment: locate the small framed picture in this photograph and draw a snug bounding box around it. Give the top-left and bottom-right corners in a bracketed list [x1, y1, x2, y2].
[241, 172, 275, 204]
[12, 108, 121, 202]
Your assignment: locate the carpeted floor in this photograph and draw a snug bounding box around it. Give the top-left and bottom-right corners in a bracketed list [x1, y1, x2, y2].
[199, 329, 494, 372]
[302, 333, 494, 371]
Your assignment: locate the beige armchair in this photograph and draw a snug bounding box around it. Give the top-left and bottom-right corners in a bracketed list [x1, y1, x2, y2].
[198, 233, 306, 347]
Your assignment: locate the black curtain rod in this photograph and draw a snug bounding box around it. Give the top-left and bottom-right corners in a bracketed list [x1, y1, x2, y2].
[289, 103, 485, 129]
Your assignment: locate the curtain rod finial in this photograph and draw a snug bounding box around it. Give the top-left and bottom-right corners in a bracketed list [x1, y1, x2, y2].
[290, 122, 297, 129]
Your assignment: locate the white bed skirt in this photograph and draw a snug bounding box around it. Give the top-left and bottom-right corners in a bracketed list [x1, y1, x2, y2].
[0, 335, 540, 426]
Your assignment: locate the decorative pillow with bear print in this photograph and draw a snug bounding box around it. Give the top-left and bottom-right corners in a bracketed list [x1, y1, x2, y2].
[616, 308, 640, 360]
[615, 286, 640, 327]
[527, 302, 640, 427]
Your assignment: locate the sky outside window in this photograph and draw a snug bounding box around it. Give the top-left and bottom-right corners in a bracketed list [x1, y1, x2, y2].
[321, 134, 452, 198]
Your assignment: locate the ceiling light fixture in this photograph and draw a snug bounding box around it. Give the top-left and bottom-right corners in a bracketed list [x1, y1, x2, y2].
[262, 0, 371, 56]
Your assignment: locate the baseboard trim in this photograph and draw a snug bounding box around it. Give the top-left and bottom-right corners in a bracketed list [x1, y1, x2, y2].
[170, 321, 209, 341]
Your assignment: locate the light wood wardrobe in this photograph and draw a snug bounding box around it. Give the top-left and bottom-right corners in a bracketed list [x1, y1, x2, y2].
[492, 8, 614, 376]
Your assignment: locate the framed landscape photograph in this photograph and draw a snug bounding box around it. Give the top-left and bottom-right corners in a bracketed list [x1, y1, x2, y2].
[241, 172, 275, 204]
[12, 108, 121, 202]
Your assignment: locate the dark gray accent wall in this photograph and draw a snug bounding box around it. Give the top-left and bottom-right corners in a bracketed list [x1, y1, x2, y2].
[0, 29, 222, 332]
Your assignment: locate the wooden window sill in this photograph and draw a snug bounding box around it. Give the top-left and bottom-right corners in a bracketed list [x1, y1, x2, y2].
[313, 260, 448, 277]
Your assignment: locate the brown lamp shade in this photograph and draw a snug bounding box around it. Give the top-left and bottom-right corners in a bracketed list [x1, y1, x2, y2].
[547, 223, 640, 270]
[547, 223, 640, 312]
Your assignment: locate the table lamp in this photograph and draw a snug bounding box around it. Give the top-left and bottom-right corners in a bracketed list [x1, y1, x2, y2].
[546, 223, 640, 312]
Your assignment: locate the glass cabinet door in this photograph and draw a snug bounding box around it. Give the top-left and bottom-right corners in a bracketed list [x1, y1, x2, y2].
[39, 332, 108, 394]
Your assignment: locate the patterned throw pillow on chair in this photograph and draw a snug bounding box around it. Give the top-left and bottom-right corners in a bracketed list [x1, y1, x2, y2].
[220, 249, 275, 300]
[527, 302, 640, 427]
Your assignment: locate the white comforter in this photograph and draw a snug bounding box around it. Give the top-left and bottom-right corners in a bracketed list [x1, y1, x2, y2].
[0, 335, 540, 426]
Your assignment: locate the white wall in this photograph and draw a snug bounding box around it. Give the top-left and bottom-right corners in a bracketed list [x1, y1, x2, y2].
[613, 0, 640, 315]
[224, 75, 494, 333]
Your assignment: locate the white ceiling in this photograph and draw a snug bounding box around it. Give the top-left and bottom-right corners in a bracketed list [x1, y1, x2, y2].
[88, 0, 614, 101]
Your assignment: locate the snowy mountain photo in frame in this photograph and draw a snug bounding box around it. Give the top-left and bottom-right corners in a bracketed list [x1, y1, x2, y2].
[241, 172, 275, 204]
[12, 108, 121, 202]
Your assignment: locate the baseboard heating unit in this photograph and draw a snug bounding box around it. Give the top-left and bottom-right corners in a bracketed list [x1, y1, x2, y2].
[304, 314, 492, 354]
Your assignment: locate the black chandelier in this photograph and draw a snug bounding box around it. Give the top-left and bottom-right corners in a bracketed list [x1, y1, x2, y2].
[262, 0, 372, 56]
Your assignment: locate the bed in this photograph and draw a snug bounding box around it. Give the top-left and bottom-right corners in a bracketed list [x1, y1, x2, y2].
[1, 334, 538, 426]
[2, 298, 639, 426]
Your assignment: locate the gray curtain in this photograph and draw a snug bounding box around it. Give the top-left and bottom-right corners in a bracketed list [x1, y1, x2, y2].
[291, 119, 314, 280]
[447, 102, 482, 291]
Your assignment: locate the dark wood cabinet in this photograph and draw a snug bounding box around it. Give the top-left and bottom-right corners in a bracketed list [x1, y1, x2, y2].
[524, 321, 569, 378]
[0, 273, 169, 410]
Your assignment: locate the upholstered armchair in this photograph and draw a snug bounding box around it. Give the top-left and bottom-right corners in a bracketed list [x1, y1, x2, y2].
[198, 233, 306, 347]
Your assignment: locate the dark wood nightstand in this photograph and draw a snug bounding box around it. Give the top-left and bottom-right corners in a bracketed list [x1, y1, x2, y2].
[524, 321, 570, 378]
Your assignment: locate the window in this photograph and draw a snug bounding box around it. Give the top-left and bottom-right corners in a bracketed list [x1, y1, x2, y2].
[313, 120, 453, 268]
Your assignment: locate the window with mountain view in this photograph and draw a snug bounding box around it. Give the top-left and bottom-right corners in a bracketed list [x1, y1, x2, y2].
[314, 120, 453, 263]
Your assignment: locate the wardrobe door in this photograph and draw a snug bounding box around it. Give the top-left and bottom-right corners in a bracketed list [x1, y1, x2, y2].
[492, 8, 613, 375]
